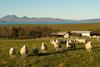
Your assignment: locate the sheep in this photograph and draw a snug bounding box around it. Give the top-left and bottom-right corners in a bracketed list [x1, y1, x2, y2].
[66, 40, 76, 50]
[50, 40, 62, 51]
[55, 39, 60, 44]
[85, 41, 92, 52]
[97, 36, 100, 41]
[92, 35, 97, 38]
[32, 47, 39, 55]
[41, 43, 47, 53]
[55, 38, 67, 45]
[64, 33, 69, 38]
[66, 40, 71, 48]
[9, 47, 16, 58]
[20, 45, 28, 58]
[75, 38, 87, 44]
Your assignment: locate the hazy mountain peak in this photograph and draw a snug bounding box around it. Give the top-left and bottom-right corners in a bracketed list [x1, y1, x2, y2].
[2, 15, 19, 18]
[22, 16, 29, 19]
[0, 15, 100, 24]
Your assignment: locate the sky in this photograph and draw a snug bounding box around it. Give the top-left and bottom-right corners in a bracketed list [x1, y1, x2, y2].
[0, 0, 100, 20]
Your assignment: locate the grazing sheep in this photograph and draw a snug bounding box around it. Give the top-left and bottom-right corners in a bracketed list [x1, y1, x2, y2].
[55, 39, 60, 44]
[92, 35, 97, 38]
[85, 41, 92, 52]
[64, 33, 69, 38]
[66, 40, 71, 48]
[50, 40, 62, 51]
[9, 47, 16, 58]
[55, 38, 67, 45]
[66, 40, 76, 50]
[32, 47, 39, 55]
[20, 45, 28, 58]
[41, 43, 47, 53]
[75, 38, 87, 44]
[97, 36, 100, 41]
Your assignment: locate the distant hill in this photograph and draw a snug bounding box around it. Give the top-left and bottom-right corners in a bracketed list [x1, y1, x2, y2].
[0, 15, 100, 24]
[82, 18, 100, 22]
[2, 15, 19, 18]
[0, 15, 69, 22]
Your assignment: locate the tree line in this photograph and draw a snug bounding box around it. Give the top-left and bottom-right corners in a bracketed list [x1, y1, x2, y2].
[0, 26, 54, 39]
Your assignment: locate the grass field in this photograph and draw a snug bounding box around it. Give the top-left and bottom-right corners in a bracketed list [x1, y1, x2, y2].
[0, 23, 100, 31]
[0, 23, 100, 67]
[0, 37, 100, 67]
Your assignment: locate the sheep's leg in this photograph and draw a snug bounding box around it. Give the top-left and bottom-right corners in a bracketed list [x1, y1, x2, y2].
[42, 50, 46, 53]
[9, 55, 11, 58]
[41, 50, 43, 53]
[10, 55, 13, 58]
[22, 54, 24, 58]
[12, 55, 16, 58]
[14, 55, 16, 58]
[24, 54, 28, 58]
[89, 49, 90, 52]
[87, 49, 91, 53]
[90, 48, 92, 52]
[45, 50, 47, 53]
[24, 54, 26, 58]
[44, 50, 47, 53]
[56, 48, 58, 51]
[26, 54, 28, 58]
[11, 55, 14, 58]
[43, 50, 45, 53]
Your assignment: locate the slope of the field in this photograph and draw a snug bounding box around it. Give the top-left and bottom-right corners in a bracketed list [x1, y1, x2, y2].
[0, 23, 100, 67]
[0, 37, 100, 67]
[0, 23, 100, 31]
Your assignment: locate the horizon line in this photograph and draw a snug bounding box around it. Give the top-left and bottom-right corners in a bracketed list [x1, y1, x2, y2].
[1, 14, 100, 20]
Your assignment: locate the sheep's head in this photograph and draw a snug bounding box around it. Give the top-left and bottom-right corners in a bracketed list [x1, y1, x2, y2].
[33, 47, 36, 49]
[42, 42, 45, 46]
[10, 47, 14, 50]
[89, 41, 92, 44]
[23, 45, 26, 48]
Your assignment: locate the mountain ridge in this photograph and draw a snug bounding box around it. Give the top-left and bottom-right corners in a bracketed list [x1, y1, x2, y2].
[0, 15, 71, 22]
[0, 15, 100, 24]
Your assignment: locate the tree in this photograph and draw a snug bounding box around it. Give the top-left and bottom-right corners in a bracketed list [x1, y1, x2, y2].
[11, 27, 19, 38]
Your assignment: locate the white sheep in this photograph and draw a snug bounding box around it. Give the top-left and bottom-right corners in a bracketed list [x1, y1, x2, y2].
[66, 40, 76, 49]
[75, 38, 87, 44]
[85, 41, 92, 52]
[41, 43, 47, 53]
[64, 33, 69, 38]
[54, 38, 67, 45]
[9, 47, 16, 58]
[50, 40, 61, 51]
[66, 40, 71, 48]
[97, 36, 100, 41]
[20, 45, 28, 58]
[92, 35, 97, 38]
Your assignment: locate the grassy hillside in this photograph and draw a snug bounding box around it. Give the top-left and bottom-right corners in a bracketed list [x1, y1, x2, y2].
[0, 23, 100, 67]
[0, 37, 100, 67]
[0, 23, 100, 31]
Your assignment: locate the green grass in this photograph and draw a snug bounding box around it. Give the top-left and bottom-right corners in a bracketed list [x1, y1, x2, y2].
[0, 37, 100, 67]
[0, 23, 100, 67]
[0, 23, 100, 31]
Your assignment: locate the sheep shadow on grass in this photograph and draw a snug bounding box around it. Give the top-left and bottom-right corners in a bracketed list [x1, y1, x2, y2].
[94, 46, 100, 51]
[28, 48, 82, 57]
[28, 50, 68, 57]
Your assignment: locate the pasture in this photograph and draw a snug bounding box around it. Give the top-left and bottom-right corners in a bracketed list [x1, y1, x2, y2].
[0, 37, 100, 67]
[0, 23, 100, 31]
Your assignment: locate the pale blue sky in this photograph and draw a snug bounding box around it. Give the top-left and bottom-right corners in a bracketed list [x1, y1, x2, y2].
[0, 0, 100, 20]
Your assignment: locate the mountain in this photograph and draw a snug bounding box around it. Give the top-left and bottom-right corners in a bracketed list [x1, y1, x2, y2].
[82, 18, 100, 22]
[2, 15, 19, 18]
[22, 16, 29, 19]
[0, 15, 70, 22]
[0, 15, 100, 24]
